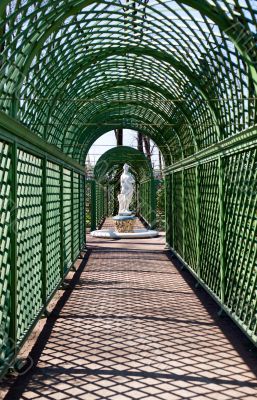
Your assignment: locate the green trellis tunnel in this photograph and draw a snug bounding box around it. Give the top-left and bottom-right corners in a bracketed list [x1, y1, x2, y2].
[0, 0, 257, 375]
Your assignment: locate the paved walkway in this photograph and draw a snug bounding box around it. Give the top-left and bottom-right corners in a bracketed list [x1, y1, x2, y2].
[2, 218, 257, 399]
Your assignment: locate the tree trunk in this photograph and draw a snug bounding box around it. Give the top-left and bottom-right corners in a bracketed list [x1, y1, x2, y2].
[159, 150, 163, 175]
[137, 132, 143, 152]
[143, 136, 151, 160]
[115, 129, 123, 146]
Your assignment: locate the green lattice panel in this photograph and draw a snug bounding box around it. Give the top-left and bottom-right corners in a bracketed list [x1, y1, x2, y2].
[85, 180, 92, 231]
[63, 168, 72, 272]
[95, 183, 100, 226]
[173, 171, 183, 256]
[139, 180, 155, 226]
[73, 172, 80, 258]
[224, 149, 257, 339]
[79, 175, 85, 248]
[199, 161, 220, 295]
[16, 150, 43, 340]
[139, 182, 148, 223]
[104, 186, 108, 217]
[108, 184, 115, 216]
[184, 167, 197, 272]
[138, 184, 144, 217]
[46, 161, 61, 298]
[165, 174, 173, 247]
[0, 141, 11, 367]
[96, 183, 105, 227]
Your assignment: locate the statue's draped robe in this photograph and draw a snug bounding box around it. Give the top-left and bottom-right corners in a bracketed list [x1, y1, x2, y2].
[118, 171, 134, 213]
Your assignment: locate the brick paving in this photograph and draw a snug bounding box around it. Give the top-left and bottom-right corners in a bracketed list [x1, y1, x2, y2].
[2, 218, 257, 399]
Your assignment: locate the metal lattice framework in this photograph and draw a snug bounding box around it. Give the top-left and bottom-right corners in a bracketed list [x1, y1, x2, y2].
[94, 146, 153, 182]
[1, 0, 257, 375]
[1, 1, 257, 162]
[0, 114, 86, 376]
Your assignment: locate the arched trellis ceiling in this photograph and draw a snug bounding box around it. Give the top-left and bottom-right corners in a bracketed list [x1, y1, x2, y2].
[55, 81, 198, 152]
[0, 1, 257, 166]
[19, 52, 217, 157]
[58, 88, 194, 160]
[75, 115, 174, 166]
[94, 145, 153, 183]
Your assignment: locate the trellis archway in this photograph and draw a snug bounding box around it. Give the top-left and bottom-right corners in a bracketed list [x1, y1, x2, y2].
[1, 0, 257, 376]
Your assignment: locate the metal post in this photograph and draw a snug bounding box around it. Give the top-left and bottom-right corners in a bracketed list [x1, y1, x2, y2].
[70, 169, 74, 261]
[164, 174, 170, 248]
[10, 141, 18, 348]
[182, 169, 185, 258]
[151, 179, 156, 229]
[196, 165, 201, 278]
[218, 156, 225, 303]
[60, 165, 64, 279]
[83, 176, 86, 244]
[91, 180, 96, 231]
[171, 173, 174, 249]
[79, 174, 84, 248]
[41, 156, 47, 305]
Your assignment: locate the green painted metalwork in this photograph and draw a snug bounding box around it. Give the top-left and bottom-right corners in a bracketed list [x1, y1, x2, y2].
[59, 166, 64, 281]
[1, 0, 257, 372]
[95, 182, 106, 228]
[85, 180, 96, 231]
[46, 161, 62, 297]
[2, 1, 257, 161]
[9, 140, 17, 359]
[155, 180, 165, 231]
[94, 146, 153, 183]
[63, 168, 72, 273]
[0, 124, 85, 376]
[184, 168, 197, 272]
[41, 156, 47, 306]
[166, 146, 257, 345]
[16, 149, 43, 341]
[79, 175, 86, 248]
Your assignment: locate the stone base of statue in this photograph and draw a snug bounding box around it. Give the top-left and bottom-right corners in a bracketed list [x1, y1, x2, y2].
[90, 228, 159, 239]
[90, 213, 158, 239]
[113, 215, 136, 233]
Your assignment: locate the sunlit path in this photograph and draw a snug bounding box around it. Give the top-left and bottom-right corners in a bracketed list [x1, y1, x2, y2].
[2, 223, 257, 400]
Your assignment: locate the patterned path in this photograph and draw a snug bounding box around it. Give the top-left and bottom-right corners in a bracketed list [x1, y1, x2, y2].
[2, 218, 257, 400]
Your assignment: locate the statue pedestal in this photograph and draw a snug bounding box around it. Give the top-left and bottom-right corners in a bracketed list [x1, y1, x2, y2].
[90, 229, 159, 239]
[113, 215, 136, 233]
[90, 214, 159, 239]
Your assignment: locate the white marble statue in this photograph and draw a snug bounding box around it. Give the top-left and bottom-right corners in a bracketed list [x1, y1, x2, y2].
[118, 164, 135, 215]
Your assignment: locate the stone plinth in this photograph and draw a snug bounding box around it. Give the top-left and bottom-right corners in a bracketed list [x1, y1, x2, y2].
[113, 215, 136, 233]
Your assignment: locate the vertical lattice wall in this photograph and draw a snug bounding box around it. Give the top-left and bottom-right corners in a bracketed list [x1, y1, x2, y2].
[0, 140, 11, 368]
[85, 180, 94, 231]
[223, 150, 257, 337]
[46, 161, 61, 298]
[63, 168, 72, 273]
[95, 182, 107, 228]
[166, 143, 257, 344]
[107, 183, 115, 217]
[16, 150, 43, 341]
[138, 179, 156, 229]
[0, 134, 86, 376]
[156, 180, 165, 231]
[184, 168, 197, 272]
